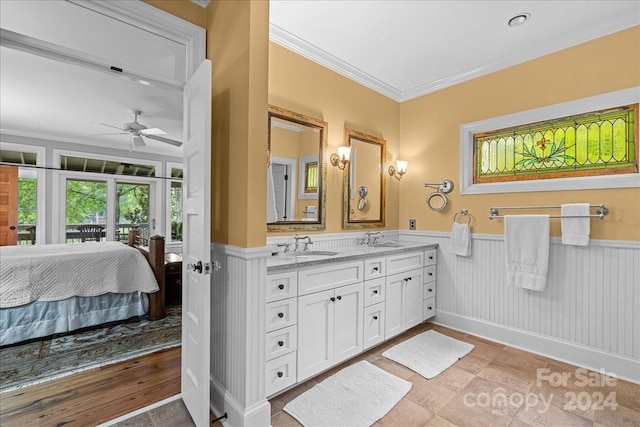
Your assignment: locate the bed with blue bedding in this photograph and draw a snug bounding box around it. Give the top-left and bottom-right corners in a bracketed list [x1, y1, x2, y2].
[0, 235, 165, 346]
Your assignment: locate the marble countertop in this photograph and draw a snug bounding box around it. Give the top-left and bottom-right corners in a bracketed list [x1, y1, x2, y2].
[267, 241, 438, 273]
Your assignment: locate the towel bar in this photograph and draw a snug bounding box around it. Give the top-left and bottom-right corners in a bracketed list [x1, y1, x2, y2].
[488, 204, 609, 220]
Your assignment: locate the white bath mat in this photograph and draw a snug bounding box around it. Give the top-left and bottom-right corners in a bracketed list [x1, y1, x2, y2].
[382, 330, 474, 379]
[283, 360, 411, 427]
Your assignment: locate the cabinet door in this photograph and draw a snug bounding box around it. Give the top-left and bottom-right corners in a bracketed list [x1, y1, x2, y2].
[297, 289, 335, 382]
[385, 273, 405, 339]
[363, 303, 385, 350]
[404, 269, 424, 330]
[333, 283, 363, 364]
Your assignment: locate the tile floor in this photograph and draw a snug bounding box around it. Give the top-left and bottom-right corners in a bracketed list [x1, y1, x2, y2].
[117, 322, 640, 427]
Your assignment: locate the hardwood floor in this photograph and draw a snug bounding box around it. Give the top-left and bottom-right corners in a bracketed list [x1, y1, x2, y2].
[0, 347, 181, 427]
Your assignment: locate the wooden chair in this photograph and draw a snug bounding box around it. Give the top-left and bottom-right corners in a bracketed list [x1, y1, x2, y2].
[26, 226, 36, 245]
[77, 224, 104, 242]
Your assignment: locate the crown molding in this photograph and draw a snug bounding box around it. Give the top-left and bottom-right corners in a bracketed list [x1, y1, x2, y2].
[269, 23, 402, 102]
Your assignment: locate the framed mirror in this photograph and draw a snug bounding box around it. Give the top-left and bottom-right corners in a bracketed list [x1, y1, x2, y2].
[343, 128, 386, 229]
[267, 105, 327, 231]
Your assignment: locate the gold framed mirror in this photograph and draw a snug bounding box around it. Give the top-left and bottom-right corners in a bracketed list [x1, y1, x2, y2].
[343, 128, 386, 229]
[267, 105, 327, 231]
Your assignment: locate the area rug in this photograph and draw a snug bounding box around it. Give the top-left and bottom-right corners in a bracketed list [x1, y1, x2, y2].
[284, 360, 411, 427]
[0, 305, 181, 393]
[382, 330, 474, 379]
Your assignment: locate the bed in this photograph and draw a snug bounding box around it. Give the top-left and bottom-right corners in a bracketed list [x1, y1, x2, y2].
[0, 230, 166, 346]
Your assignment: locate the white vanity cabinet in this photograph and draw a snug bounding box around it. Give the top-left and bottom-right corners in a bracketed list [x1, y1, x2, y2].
[423, 249, 437, 321]
[363, 257, 386, 350]
[265, 271, 298, 396]
[265, 244, 438, 397]
[384, 251, 425, 338]
[297, 261, 364, 382]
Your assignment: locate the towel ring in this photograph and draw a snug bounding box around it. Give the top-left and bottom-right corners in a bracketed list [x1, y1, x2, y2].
[453, 209, 471, 224]
[426, 192, 448, 211]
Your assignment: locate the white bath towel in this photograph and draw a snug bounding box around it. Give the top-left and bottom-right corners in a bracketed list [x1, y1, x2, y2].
[266, 165, 278, 223]
[449, 222, 471, 257]
[504, 215, 550, 292]
[561, 203, 590, 246]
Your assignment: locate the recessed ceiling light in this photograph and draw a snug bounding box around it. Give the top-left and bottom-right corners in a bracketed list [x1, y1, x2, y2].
[508, 13, 530, 27]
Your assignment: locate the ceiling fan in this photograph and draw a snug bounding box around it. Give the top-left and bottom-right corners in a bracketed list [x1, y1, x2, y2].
[98, 111, 182, 147]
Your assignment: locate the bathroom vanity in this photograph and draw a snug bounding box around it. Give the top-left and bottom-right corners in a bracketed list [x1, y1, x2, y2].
[264, 242, 437, 397]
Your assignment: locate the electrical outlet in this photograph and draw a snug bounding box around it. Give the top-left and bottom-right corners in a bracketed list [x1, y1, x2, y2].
[409, 219, 416, 230]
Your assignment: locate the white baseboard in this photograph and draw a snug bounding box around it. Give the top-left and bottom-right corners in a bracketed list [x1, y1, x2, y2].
[433, 310, 640, 385]
[210, 376, 271, 427]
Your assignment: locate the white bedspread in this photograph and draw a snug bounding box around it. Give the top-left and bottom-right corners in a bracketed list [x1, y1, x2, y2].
[0, 242, 159, 308]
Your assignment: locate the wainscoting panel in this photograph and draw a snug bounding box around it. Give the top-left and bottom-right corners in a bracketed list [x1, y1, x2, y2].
[399, 231, 640, 382]
[210, 243, 272, 427]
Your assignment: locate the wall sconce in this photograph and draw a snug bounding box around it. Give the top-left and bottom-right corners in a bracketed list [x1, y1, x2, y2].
[330, 146, 351, 170]
[388, 160, 408, 181]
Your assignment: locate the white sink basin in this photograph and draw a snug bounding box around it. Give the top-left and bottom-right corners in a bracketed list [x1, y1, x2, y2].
[290, 250, 339, 257]
[369, 242, 404, 248]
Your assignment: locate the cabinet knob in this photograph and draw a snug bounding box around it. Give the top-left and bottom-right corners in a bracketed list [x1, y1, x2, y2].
[428, 272, 433, 276]
[277, 372, 283, 378]
[373, 290, 378, 294]
[330, 297, 336, 302]
[373, 315, 378, 320]
[336, 295, 342, 300]
[428, 306, 432, 310]
[373, 267, 379, 271]
[428, 288, 433, 292]
[277, 312, 284, 318]
[278, 284, 285, 290]
[278, 340, 284, 347]
[428, 256, 433, 260]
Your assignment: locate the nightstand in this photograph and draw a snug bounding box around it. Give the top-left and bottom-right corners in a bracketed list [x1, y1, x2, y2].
[164, 252, 182, 305]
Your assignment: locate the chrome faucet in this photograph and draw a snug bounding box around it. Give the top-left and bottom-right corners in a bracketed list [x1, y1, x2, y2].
[364, 231, 384, 245]
[294, 235, 313, 252]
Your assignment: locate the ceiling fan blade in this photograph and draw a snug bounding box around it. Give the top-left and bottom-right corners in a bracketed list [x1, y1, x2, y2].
[93, 132, 128, 136]
[132, 135, 146, 147]
[141, 128, 167, 136]
[98, 122, 125, 131]
[143, 134, 183, 147]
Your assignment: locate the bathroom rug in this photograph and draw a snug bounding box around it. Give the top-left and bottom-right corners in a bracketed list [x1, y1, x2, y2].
[283, 360, 411, 427]
[382, 330, 474, 379]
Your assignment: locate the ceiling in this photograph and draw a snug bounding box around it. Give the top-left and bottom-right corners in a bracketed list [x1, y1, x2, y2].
[0, 1, 638, 156]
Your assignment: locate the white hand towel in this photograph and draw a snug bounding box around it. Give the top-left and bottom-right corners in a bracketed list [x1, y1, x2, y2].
[505, 215, 550, 292]
[266, 165, 278, 223]
[449, 222, 471, 257]
[561, 203, 590, 246]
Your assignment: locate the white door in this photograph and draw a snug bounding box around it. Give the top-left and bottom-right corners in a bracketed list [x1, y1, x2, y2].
[181, 59, 212, 427]
[297, 289, 334, 382]
[385, 273, 405, 339]
[333, 283, 363, 364]
[271, 164, 288, 221]
[404, 269, 424, 330]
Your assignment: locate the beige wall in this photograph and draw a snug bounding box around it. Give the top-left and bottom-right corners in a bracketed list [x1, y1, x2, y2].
[206, 0, 269, 247]
[268, 42, 401, 235]
[399, 26, 640, 241]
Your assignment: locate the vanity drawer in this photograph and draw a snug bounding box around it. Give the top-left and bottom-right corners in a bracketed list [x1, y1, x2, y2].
[424, 265, 436, 283]
[298, 261, 364, 296]
[424, 297, 436, 320]
[424, 249, 437, 267]
[266, 325, 297, 361]
[424, 283, 436, 299]
[364, 277, 385, 307]
[267, 271, 298, 303]
[364, 258, 385, 280]
[363, 303, 385, 350]
[386, 252, 424, 276]
[265, 351, 297, 397]
[266, 299, 297, 333]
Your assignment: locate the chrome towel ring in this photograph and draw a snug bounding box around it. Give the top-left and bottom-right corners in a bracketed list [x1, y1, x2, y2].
[453, 209, 472, 224]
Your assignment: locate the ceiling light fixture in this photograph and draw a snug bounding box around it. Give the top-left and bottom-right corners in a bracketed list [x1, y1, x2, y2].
[508, 13, 530, 27]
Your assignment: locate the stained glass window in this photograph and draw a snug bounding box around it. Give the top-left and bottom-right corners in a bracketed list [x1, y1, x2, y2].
[473, 104, 638, 183]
